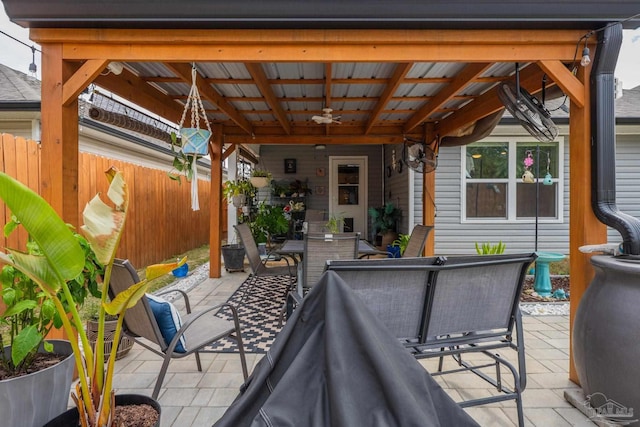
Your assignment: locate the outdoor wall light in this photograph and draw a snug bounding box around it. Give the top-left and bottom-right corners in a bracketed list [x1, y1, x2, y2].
[28, 45, 37, 74]
[107, 61, 124, 75]
[315, 144, 326, 150]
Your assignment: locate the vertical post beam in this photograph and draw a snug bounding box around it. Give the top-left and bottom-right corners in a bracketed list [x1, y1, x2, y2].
[40, 44, 79, 339]
[423, 124, 436, 256]
[40, 44, 79, 226]
[209, 124, 223, 278]
[568, 65, 606, 383]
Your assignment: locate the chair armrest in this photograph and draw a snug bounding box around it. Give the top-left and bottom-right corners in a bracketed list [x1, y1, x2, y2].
[154, 288, 192, 313]
[164, 302, 242, 354]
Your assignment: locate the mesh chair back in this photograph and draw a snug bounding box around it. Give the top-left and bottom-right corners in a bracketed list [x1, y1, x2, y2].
[403, 225, 433, 257]
[303, 233, 359, 291]
[234, 223, 261, 274]
[110, 259, 166, 350]
[326, 257, 440, 340]
[424, 253, 536, 341]
[305, 220, 327, 233]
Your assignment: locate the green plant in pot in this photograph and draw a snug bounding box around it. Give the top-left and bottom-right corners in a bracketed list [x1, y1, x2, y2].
[223, 179, 255, 207]
[251, 202, 289, 247]
[249, 169, 272, 188]
[390, 233, 411, 257]
[0, 223, 104, 427]
[369, 202, 402, 247]
[0, 168, 183, 427]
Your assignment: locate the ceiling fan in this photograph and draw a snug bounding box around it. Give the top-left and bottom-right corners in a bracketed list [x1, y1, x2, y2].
[497, 63, 558, 142]
[311, 108, 341, 125]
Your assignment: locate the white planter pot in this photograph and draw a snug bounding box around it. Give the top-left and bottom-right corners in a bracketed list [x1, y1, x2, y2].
[0, 340, 75, 427]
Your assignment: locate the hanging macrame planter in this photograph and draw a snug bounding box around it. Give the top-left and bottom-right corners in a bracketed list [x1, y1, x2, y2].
[178, 65, 213, 211]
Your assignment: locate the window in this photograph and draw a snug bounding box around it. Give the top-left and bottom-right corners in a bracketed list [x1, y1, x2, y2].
[462, 138, 562, 222]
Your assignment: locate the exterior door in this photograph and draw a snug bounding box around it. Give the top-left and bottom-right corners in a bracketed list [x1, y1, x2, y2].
[329, 156, 368, 235]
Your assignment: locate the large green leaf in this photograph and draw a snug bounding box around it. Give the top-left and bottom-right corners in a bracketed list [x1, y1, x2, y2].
[0, 251, 63, 294]
[12, 325, 42, 367]
[1, 300, 37, 318]
[0, 173, 84, 280]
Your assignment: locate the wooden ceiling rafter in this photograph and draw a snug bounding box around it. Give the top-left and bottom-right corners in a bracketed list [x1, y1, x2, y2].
[364, 62, 413, 134]
[403, 62, 492, 133]
[164, 62, 254, 135]
[244, 62, 291, 134]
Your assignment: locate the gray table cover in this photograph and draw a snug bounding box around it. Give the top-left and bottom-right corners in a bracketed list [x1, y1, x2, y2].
[213, 271, 480, 427]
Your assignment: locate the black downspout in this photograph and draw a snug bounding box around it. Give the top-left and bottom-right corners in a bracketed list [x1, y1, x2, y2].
[591, 22, 640, 256]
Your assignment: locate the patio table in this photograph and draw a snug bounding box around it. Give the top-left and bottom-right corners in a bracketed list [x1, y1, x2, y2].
[275, 238, 387, 261]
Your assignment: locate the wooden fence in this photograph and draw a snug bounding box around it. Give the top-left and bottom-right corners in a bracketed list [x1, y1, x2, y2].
[0, 133, 216, 269]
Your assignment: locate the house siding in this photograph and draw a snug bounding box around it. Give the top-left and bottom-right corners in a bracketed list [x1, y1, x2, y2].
[609, 133, 640, 246]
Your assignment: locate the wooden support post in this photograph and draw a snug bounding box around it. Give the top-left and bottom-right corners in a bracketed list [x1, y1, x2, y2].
[568, 65, 606, 383]
[209, 124, 223, 278]
[40, 44, 80, 339]
[423, 124, 436, 256]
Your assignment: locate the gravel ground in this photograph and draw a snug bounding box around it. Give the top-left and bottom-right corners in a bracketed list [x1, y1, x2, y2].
[154, 262, 211, 301]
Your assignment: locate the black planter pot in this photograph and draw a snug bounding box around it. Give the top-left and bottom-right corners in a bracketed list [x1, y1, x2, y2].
[222, 244, 245, 272]
[573, 255, 640, 425]
[44, 394, 161, 427]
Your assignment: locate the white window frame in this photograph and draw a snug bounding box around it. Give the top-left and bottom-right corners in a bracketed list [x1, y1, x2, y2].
[461, 136, 564, 224]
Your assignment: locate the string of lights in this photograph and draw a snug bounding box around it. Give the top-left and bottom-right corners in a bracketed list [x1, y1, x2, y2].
[0, 29, 40, 74]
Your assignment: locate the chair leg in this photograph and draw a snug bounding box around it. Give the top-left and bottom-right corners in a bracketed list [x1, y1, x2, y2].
[152, 353, 173, 399]
[194, 350, 202, 372]
[227, 303, 249, 380]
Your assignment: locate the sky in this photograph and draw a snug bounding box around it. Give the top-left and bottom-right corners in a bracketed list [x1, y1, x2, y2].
[1, 7, 639, 89]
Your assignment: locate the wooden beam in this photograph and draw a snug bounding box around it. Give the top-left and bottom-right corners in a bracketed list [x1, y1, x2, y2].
[62, 59, 108, 106]
[365, 63, 413, 134]
[209, 124, 223, 278]
[568, 65, 606, 384]
[222, 144, 236, 162]
[32, 28, 586, 48]
[244, 63, 291, 134]
[165, 62, 253, 135]
[94, 68, 184, 124]
[61, 43, 580, 63]
[538, 60, 585, 108]
[422, 124, 437, 257]
[404, 63, 492, 133]
[435, 64, 553, 138]
[225, 134, 404, 145]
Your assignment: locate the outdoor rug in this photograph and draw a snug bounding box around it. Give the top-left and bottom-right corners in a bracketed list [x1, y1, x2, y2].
[210, 275, 290, 353]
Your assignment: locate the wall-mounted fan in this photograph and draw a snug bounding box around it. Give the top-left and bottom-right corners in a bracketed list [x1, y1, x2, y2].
[403, 137, 439, 174]
[497, 64, 558, 142]
[311, 108, 341, 124]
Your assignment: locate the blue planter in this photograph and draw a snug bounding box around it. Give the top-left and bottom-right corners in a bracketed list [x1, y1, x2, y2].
[387, 245, 401, 258]
[172, 263, 189, 277]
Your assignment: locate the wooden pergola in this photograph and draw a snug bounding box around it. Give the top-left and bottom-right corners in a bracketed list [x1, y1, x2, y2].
[6, 1, 639, 382]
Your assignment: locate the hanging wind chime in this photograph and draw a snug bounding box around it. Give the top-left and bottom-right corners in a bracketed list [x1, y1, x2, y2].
[178, 64, 213, 211]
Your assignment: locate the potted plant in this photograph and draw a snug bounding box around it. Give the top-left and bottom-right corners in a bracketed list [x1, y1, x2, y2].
[475, 241, 506, 255]
[325, 214, 344, 233]
[0, 226, 104, 427]
[84, 301, 135, 362]
[223, 179, 255, 207]
[369, 202, 402, 248]
[389, 233, 410, 258]
[0, 168, 183, 426]
[251, 202, 289, 247]
[249, 169, 272, 188]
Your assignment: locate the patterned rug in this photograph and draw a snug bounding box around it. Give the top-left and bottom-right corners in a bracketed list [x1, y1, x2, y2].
[209, 275, 290, 353]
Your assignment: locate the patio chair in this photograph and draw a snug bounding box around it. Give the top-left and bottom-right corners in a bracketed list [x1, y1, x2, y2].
[284, 232, 359, 318]
[304, 220, 328, 233]
[234, 223, 297, 285]
[326, 253, 537, 427]
[402, 224, 433, 257]
[110, 259, 248, 399]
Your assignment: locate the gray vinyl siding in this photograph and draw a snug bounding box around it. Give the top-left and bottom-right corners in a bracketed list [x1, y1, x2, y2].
[418, 130, 572, 256]
[609, 134, 640, 246]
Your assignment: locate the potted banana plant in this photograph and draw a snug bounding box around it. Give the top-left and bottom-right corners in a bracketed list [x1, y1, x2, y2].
[0, 168, 183, 427]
